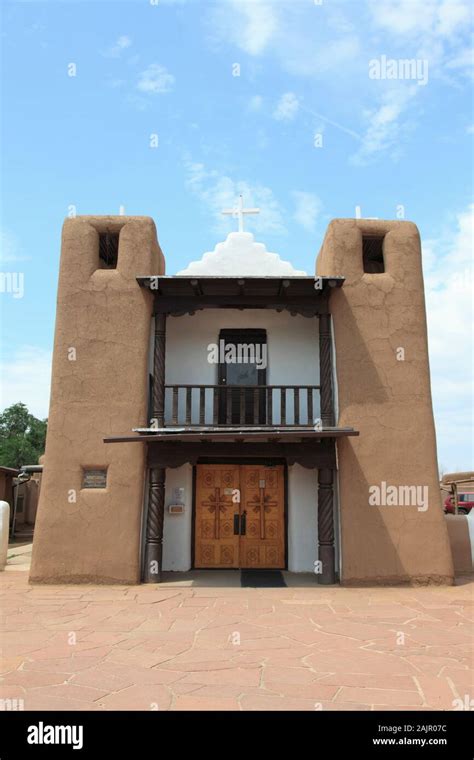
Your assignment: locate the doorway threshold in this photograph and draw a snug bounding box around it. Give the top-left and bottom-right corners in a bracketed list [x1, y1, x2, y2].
[158, 570, 319, 588]
[241, 570, 286, 588]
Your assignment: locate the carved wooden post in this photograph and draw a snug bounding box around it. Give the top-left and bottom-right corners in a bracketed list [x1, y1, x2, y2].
[152, 313, 167, 427]
[143, 467, 165, 583]
[319, 313, 334, 427]
[144, 312, 167, 583]
[317, 467, 335, 584]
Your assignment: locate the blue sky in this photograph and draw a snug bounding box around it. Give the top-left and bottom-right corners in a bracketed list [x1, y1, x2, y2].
[0, 0, 472, 471]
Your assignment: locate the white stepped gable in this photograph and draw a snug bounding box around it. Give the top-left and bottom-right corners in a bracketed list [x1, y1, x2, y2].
[177, 231, 307, 276]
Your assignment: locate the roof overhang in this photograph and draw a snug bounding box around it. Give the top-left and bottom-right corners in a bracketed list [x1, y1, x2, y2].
[104, 426, 358, 444]
[137, 275, 344, 316]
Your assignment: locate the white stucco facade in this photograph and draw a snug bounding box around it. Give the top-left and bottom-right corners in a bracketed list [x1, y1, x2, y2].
[164, 309, 321, 425]
[160, 309, 323, 573]
[156, 229, 336, 576]
[287, 465, 319, 572]
[162, 465, 193, 572]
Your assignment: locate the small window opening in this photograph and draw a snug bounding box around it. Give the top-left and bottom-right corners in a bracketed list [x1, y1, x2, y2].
[99, 232, 119, 269]
[362, 235, 385, 273]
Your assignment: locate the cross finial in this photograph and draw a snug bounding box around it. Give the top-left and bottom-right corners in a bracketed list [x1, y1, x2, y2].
[222, 194, 260, 232]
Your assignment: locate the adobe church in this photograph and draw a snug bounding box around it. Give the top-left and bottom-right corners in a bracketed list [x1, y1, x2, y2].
[30, 202, 454, 585]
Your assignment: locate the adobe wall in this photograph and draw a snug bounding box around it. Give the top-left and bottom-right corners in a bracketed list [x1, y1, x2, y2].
[445, 515, 473, 575]
[317, 219, 454, 585]
[30, 217, 165, 583]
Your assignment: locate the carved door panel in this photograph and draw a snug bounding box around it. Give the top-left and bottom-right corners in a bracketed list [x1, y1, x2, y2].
[239, 465, 285, 569]
[195, 465, 240, 568]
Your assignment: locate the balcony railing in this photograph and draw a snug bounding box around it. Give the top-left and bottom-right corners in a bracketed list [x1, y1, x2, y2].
[164, 384, 320, 427]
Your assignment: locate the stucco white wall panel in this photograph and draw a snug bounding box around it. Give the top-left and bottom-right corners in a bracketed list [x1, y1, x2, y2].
[164, 310, 320, 424]
[162, 465, 193, 571]
[288, 465, 318, 572]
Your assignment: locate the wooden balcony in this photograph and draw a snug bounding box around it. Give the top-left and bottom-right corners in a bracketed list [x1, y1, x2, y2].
[164, 384, 320, 428]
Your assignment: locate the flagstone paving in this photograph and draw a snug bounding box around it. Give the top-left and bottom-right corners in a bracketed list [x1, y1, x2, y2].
[0, 569, 472, 711]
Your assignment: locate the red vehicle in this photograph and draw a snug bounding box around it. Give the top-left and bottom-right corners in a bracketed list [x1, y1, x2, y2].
[444, 493, 474, 515]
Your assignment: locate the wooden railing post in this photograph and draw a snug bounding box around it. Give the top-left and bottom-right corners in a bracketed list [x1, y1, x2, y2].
[164, 384, 320, 428]
[266, 387, 273, 426]
[199, 388, 205, 425]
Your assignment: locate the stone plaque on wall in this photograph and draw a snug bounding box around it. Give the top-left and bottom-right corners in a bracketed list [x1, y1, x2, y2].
[82, 469, 107, 489]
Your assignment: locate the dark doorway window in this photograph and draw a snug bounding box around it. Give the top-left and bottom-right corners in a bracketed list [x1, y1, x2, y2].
[218, 329, 267, 424]
[98, 232, 119, 269]
[362, 235, 385, 273]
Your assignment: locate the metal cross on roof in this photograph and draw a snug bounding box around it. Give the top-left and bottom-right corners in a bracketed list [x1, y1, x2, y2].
[222, 194, 260, 232]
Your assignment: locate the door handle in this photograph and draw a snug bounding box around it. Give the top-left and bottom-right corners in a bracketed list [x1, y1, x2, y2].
[233, 514, 240, 535]
[241, 510, 247, 535]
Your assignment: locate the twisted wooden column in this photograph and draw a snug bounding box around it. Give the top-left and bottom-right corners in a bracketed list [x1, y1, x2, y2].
[143, 467, 165, 583]
[317, 467, 335, 584]
[144, 312, 167, 583]
[152, 313, 166, 427]
[319, 313, 334, 427]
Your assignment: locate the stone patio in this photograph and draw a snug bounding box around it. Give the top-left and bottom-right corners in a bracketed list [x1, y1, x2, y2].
[1, 553, 473, 711]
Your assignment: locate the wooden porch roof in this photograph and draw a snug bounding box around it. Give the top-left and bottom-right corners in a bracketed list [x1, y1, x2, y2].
[104, 427, 358, 444]
[136, 275, 344, 316]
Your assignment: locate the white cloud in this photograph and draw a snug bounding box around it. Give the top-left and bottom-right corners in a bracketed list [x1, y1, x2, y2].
[351, 86, 417, 165]
[369, 0, 470, 40]
[137, 64, 175, 94]
[210, 0, 279, 56]
[368, 0, 472, 77]
[207, 0, 470, 165]
[210, 1, 360, 76]
[183, 158, 286, 236]
[423, 203, 474, 469]
[102, 35, 132, 59]
[292, 191, 322, 232]
[273, 92, 299, 122]
[353, 1, 472, 164]
[0, 229, 29, 263]
[0, 346, 52, 419]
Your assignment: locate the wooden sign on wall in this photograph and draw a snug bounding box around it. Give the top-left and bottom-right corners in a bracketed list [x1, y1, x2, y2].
[82, 469, 107, 489]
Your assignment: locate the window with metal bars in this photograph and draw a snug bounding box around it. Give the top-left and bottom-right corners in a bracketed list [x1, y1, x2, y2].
[362, 235, 385, 273]
[98, 232, 119, 269]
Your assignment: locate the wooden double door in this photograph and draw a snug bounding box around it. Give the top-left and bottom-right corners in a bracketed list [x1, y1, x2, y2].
[195, 464, 285, 569]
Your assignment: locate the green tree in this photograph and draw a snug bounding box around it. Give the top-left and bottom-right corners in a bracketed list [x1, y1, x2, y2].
[0, 403, 47, 469]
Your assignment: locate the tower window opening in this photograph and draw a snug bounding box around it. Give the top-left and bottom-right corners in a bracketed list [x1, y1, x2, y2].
[98, 232, 119, 269]
[362, 235, 385, 273]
